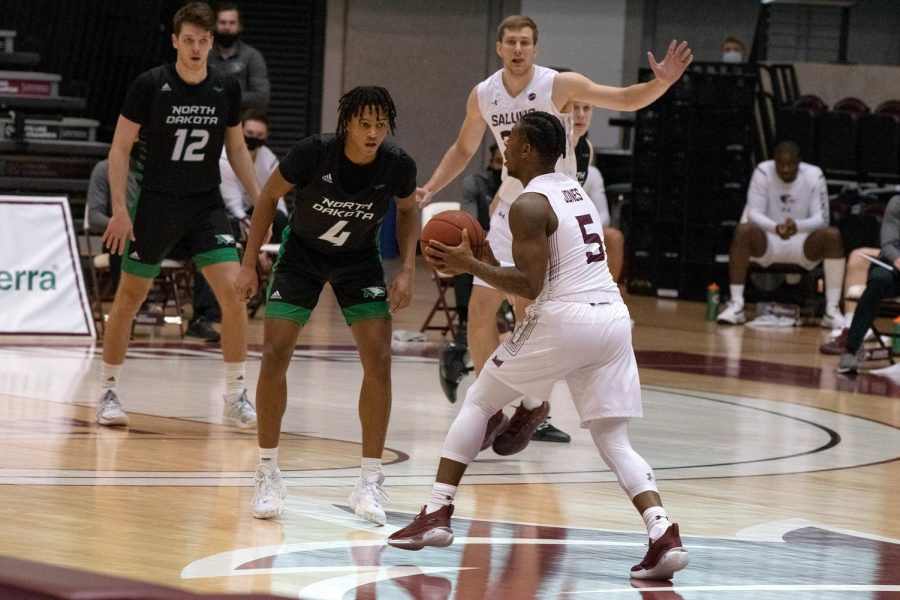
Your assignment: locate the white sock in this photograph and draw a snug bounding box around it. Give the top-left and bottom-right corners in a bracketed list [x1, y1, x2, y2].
[361, 457, 382, 482]
[824, 259, 845, 309]
[100, 362, 122, 391]
[224, 362, 246, 402]
[642, 506, 671, 542]
[729, 285, 744, 307]
[259, 447, 278, 469]
[521, 396, 543, 411]
[425, 482, 457, 514]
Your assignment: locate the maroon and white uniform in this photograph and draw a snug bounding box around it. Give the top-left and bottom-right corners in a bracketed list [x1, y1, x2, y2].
[483, 173, 641, 425]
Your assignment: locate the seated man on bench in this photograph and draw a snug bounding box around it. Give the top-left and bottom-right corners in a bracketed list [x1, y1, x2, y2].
[717, 141, 844, 327]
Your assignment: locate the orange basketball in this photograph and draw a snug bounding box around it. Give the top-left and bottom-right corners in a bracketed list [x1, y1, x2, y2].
[421, 210, 486, 259]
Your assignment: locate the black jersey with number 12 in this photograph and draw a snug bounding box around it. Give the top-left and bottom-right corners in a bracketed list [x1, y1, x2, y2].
[120, 63, 241, 196]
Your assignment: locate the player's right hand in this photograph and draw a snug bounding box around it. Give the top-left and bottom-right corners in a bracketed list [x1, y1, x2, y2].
[415, 186, 433, 208]
[233, 265, 258, 304]
[102, 213, 135, 255]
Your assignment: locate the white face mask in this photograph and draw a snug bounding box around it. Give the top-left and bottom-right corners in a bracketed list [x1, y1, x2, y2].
[722, 50, 743, 63]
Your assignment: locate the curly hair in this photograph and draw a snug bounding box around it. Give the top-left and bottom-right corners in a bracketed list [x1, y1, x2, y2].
[336, 86, 397, 139]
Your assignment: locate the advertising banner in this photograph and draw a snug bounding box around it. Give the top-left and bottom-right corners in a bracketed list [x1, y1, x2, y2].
[0, 195, 96, 337]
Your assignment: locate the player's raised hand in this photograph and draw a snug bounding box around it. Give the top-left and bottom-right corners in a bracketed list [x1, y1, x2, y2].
[415, 186, 434, 208]
[648, 40, 693, 86]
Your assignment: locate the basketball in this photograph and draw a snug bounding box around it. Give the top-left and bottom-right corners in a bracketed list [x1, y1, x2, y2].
[421, 210, 486, 259]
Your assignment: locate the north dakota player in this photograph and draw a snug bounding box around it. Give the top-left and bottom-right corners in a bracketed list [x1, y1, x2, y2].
[233, 87, 418, 523]
[98, 3, 260, 429]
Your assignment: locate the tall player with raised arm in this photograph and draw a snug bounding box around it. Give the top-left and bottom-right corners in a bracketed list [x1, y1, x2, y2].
[97, 2, 260, 429]
[421, 15, 692, 455]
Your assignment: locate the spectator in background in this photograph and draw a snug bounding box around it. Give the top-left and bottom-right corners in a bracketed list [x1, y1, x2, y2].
[87, 149, 140, 290]
[209, 1, 270, 109]
[835, 195, 900, 373]
[716, 141, 845, 327]
[220, 108, 289, 242]
[721, 36, 746, 63]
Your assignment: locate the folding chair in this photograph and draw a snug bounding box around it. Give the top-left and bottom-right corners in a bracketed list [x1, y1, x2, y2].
[419, 201, 461, 339]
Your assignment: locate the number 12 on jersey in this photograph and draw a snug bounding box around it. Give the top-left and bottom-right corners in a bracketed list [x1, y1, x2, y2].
[171, 128, 209, 161]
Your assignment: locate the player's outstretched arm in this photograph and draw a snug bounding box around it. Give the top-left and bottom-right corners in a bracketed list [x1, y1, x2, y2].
[555, 40, 693, 112]
[388, 192, 419, 313]
[417, 86, 487, 207]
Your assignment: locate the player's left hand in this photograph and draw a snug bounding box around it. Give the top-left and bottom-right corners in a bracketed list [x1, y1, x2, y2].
[425, 229, 475, 275]
[388, 268, 413, 313]
[649, 40, 693, 86]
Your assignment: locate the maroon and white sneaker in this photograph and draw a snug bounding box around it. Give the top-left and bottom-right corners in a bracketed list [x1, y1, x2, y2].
[387, 504, 454, 551]
[480, 411, 509, 451]
[491, 401, 550, 456]
[630, 523, 689, 580]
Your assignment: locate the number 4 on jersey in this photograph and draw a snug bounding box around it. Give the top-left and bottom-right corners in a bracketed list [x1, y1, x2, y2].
[319, 220, 351, 246]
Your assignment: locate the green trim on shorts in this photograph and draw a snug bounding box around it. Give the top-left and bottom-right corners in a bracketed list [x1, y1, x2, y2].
[343, 301, 391, 326]
[265, 302, 312, 325]
[121, 250, 161, 279]
[194, 247, 239, 269]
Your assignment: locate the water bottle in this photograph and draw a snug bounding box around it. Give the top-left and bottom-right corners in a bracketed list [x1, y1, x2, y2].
[706, 283, 720, 321]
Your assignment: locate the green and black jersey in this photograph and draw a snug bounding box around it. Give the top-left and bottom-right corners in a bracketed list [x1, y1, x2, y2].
[120, 63, 241, 195]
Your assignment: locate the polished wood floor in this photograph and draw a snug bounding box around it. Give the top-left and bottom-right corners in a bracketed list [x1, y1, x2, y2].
[0, 257, 898, 599]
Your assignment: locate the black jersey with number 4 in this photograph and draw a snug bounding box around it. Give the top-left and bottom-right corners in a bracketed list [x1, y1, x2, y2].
[279, 134, 417, 254]
[120, 63, 241, 195]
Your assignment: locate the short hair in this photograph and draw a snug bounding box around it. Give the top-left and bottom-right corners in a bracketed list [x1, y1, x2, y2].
[336, 86, 397, 139]
[215, 1, 240, 20]
[174, 2, 216, 35]
[241, 107, 268, 127]
[517, 111, 566, 164]
[774, 140, 800, 161]
[497, 15, 538, 45]
[722, 36, 745, 52]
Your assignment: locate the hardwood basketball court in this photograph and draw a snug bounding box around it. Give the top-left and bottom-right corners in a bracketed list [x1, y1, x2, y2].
[0, 258, 897, 599]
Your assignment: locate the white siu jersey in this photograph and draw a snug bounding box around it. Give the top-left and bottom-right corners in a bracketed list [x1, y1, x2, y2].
[522, 172, 621, 304]
[476, 65, 576, 266]
[745, 160, 828, 233]
[476, 65, 577, 181]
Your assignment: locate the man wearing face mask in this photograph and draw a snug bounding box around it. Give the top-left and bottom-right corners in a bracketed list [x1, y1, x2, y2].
[721, 37, 745, 64]
[208, 2, 270, 110]
[220, 108, 288, 242]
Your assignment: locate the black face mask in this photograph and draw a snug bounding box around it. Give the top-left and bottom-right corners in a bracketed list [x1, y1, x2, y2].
[244, 136, 265, 151]
[217, 32, 240, 48]
[488, 167, 502, 187]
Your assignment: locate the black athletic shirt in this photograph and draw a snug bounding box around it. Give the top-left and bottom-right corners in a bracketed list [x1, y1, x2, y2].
[120, 63, 241, 195]
[574, 134, 592, 186]
[279, 133, 417, 254]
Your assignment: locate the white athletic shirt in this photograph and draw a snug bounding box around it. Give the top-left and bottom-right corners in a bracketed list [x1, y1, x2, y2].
[219, 145, 287, 220]
[522, 172, 621, 304]
[477, 65, 576, 264]
[745, 160, 828, 234]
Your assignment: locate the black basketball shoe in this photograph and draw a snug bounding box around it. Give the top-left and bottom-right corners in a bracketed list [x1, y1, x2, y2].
[439, 343, 472, 403]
